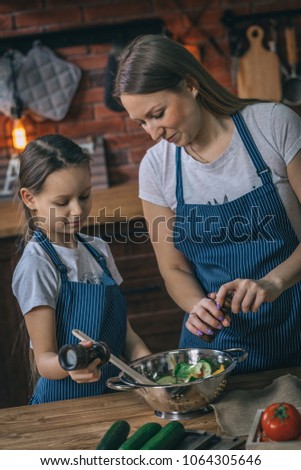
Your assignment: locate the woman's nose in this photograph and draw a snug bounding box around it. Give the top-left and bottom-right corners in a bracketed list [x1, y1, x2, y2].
[145, 122, 164, 141]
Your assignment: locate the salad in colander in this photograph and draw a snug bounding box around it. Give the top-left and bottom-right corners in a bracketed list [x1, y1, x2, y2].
[155, 358, 225, 385]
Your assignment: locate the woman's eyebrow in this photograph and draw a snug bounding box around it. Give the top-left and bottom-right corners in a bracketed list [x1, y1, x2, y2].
[130, 105, 163, 120]
[145, 105, 163, 117]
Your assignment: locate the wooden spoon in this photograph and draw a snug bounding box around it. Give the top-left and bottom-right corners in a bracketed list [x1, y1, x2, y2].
[72, 329, 154, 386]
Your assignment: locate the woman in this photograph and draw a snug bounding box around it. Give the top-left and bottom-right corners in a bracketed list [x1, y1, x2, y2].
[114, 34, 301, 373]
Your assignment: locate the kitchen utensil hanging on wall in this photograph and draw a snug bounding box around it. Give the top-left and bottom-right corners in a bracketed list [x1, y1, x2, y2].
[104, 41, 125, 112]
[0, 50, 24, 117]
[173, 0, 224, 61]
[282, 25, 301, 106]
[229, 29, 243, 88]
[268, 19, 289, 82]
[237, 25, 282, 101]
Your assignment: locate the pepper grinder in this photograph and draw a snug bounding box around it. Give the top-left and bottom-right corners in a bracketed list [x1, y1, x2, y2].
[201, 291, 234, 343]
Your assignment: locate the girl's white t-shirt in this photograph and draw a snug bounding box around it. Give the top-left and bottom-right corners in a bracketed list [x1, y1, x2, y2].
[12, 235, 122, 315]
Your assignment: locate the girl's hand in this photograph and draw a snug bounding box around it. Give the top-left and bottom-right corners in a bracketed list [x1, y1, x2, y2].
[67, 340, 101, 383]
[68, 358, 101, 383]
[186, 297, 231, 339]
[215, 277, 284, 314]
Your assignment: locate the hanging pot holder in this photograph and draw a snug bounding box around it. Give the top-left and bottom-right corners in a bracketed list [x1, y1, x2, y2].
[0, 50, 24, 117]
[17, 42, 82, 121]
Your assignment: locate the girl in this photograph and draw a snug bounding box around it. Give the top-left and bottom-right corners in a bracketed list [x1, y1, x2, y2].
[114, 34, 301, 373]
[12, 134, 150, 403]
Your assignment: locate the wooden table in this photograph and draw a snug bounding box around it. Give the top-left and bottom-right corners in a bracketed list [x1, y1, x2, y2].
[0, 367, 300, 450]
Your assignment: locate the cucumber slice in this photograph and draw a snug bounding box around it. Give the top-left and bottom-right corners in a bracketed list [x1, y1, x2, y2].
[192, 359, 212, 377]
[199, 359, 212, 377]
[156, 375, 177, 385]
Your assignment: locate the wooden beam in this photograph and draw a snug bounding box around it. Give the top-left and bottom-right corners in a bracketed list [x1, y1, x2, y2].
[0, 18, 166, 54]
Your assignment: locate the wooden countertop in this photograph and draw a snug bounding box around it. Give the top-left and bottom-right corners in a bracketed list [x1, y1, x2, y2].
[0, 181, 142, 238]
[1, 366, 300, 450]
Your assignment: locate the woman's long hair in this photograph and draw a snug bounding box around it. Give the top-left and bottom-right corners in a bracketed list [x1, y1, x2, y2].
[18, 134, 91, 248]
[114, 34, 261, 115]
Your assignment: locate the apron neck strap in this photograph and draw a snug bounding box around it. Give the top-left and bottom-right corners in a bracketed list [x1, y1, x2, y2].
[175, 146, 185, 204]
[232, 112, 273, 185]
[33, 229, 69, 281]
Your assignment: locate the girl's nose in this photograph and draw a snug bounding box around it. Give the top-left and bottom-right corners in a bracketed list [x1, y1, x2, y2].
[70, 200, 83, 216]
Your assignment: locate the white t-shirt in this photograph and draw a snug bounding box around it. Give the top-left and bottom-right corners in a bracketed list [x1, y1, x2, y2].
[139, 103, 301, 240]
[12, 235, 122, 315]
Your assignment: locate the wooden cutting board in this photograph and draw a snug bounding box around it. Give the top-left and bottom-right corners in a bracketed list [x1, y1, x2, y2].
[237, 25, 282, 101]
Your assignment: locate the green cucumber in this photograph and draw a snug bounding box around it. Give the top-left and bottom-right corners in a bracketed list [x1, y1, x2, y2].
[96, 420, 130, 450]
[156, 375, 177, 385]
[119, 422, 162, 450]
[141, 421, 185, 450]
[194, 359, 212, 377]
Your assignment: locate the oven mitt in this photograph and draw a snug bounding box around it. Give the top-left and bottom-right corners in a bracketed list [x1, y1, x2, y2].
[0, 50, 24, 117]
[17, 43, 82, 121]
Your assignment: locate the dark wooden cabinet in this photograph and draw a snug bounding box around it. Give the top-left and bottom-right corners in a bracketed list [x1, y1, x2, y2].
[0, 219, 183, 408]
[0, 237, 31, 408]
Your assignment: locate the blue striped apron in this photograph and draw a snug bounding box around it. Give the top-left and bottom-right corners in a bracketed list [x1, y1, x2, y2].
[175, 112, 301, 373]
[30, 230, 127, 403]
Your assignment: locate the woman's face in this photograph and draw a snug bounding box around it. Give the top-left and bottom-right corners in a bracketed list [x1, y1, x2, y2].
[120, 85, 203, 147]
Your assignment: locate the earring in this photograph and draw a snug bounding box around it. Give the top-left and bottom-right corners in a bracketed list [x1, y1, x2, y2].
[192, 88, 198, 98]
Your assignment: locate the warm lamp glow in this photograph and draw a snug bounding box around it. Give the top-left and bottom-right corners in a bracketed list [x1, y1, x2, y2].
[184, 44, 201, 62]
[12, 118, 27, 150]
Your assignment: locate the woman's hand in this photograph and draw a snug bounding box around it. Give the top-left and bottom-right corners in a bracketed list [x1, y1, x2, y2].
[68, 341, 101, 383]
[186, 297, 231, 338]
[215, 277, 285, 314]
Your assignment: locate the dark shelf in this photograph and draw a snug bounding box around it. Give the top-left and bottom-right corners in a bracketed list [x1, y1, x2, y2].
[221, 8, 301, 29]
[0, 18, 165, 54]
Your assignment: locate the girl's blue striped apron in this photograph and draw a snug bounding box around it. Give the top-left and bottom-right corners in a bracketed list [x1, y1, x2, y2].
[30, 230, 127, 403]
[175, 112, 301, 373]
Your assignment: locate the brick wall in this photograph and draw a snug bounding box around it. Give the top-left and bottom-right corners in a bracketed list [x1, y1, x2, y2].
[0, 0, 300, 185]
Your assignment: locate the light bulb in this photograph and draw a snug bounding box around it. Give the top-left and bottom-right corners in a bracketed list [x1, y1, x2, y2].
[12, 118, 27, 150]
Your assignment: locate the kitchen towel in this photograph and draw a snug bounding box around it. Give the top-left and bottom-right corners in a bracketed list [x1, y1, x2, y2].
[211, 374, 301, 436]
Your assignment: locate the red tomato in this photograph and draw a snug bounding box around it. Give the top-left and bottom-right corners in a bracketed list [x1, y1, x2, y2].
[261, 403, 301, 441]
[260, 431, 273, 442]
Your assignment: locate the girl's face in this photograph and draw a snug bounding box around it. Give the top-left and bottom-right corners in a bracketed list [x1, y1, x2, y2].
[120, 84, 203, 146]
[21, 165, 92, 246]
